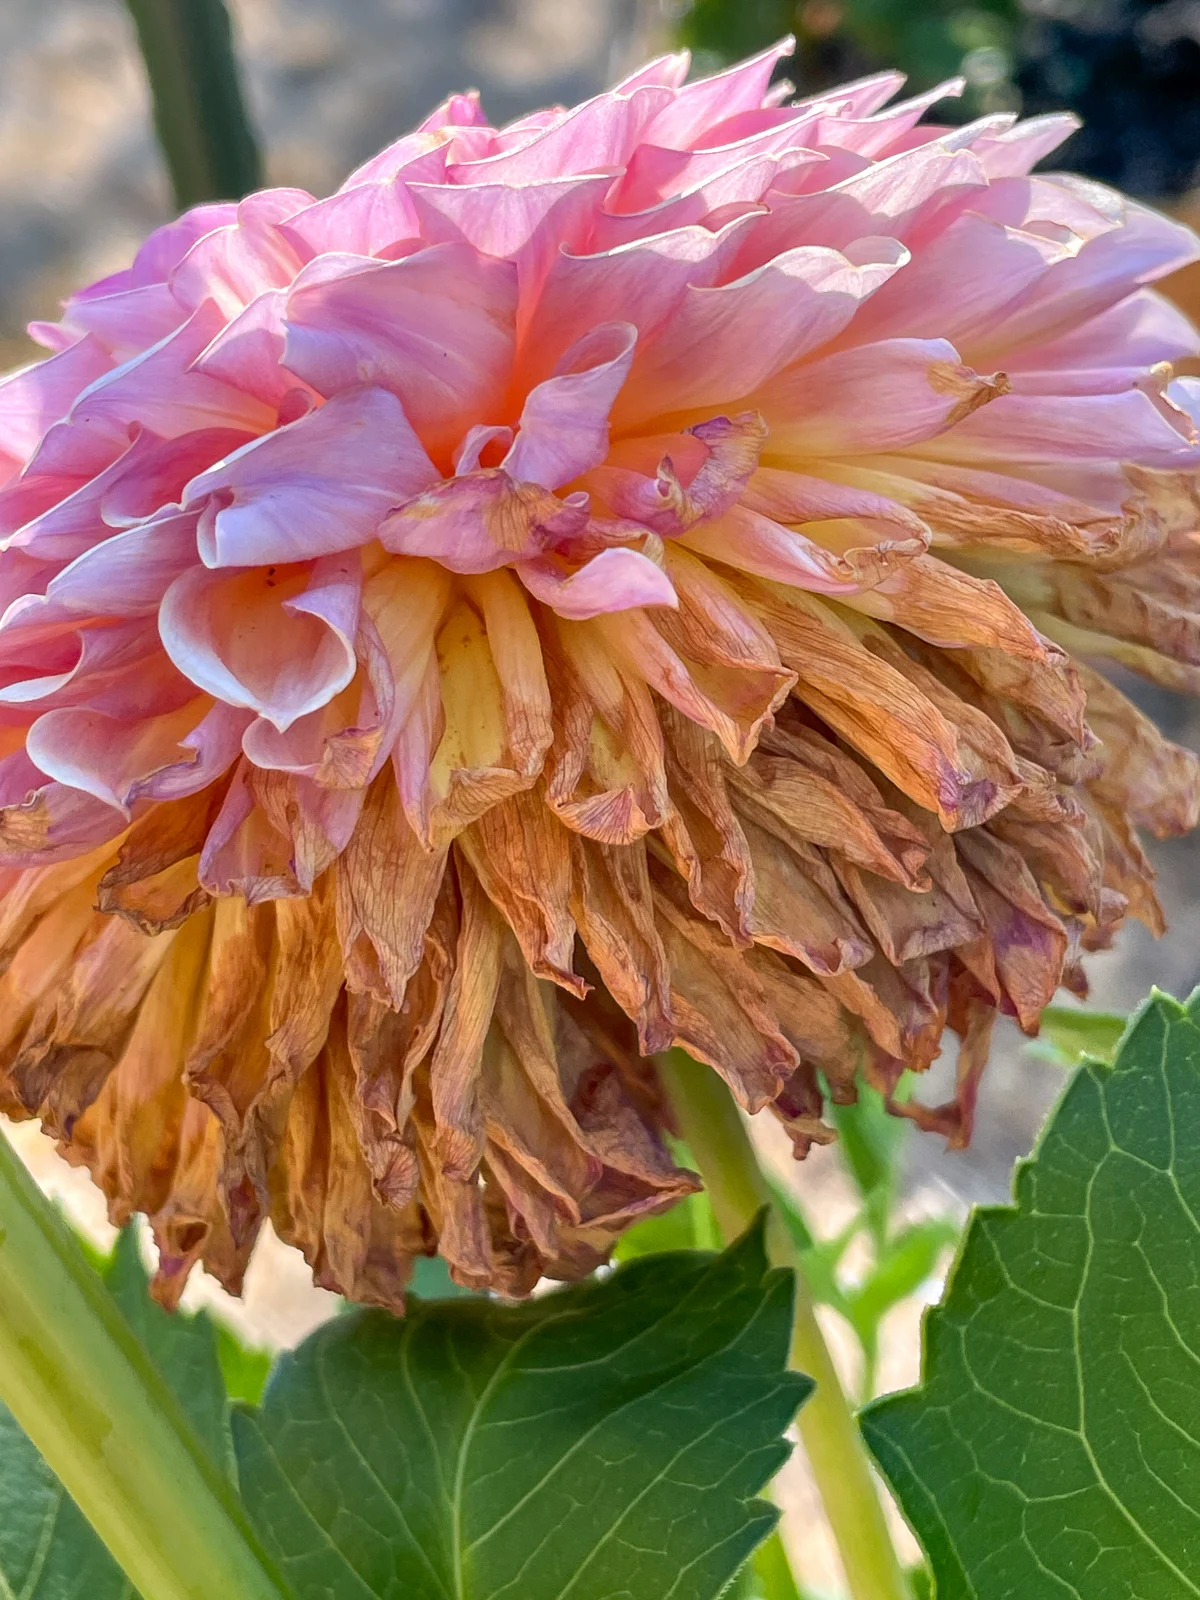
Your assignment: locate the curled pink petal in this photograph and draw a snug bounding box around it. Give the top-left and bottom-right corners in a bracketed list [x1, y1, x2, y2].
[159, 556, 360, 731]
[185, 386, 437, 566]
[518, 547, 678, 619]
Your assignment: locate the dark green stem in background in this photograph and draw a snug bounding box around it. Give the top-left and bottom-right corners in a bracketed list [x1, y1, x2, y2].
[123, 0, 262, 207]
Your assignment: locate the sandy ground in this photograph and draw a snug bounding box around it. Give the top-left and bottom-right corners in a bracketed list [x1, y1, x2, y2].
[5, 3, 1200, 1592]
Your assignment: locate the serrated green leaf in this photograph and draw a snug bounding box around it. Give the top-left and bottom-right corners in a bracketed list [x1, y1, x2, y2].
[862, 988, 1200, 1599]
[234, 1220, 809, 1600]
[0, 1226, 237, 1599]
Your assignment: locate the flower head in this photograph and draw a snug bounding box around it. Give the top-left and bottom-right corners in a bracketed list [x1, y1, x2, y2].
[2, 43, 1199, 1304]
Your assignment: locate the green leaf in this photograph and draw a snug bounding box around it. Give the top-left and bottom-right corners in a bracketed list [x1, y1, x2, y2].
[235, 1219, 809, 1600]
[844, 1217, 959, 1337]
[0, 1226, 242, 1599]
[862, 988, 1200, 1598]
[406, 1252, 482, 1300]
[1030, 1004, 1128, 1068]
[216, 1325, 275, 1410]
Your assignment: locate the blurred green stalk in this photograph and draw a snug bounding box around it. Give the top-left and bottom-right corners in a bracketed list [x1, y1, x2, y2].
[124, 0, 262, 207]
[0, 1132, 289, 1600]
[660, 1049, 910, 1600]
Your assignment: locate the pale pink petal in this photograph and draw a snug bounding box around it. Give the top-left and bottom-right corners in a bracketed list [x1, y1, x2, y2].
[8, 428, 251, 562]
[503, 323, 636, 489]
[1007, 288, 1199, 374]
[517, 547, 678, 618]
[524, 217, 753, 387]
[30, 283, 187, 362]
[920, 383, 1199, 465]
[281, 245, 517, 458]
[0, 779, 125, 868]
[752, 337, 1005, 454]
[28, 305, 275, 482]
[26, 699, 214, 812]
[169, 189, 314, 319]
[279, 180, 423, 259]
[0, 337, 113, 484]
[342, 93, 488, 187]
[129, 204, 239, 286]
[588, 413, 767, 533]
[968, 193, 1200, 361]
[185, 386, 436, 566]
[455, 83, 672, 183]
[617, 238, 907, 426]
[379, 470, 588, 572]
[409, 172, 610, 276]
[159, 556, 360, 731]
[683, 503, 926, 594]
[190, 290, 306, 410]
[844, 210, 1075, 349]
[128, 698, 250, 802]
[644, 39, 796, 149]
[9, 510, 199, 624]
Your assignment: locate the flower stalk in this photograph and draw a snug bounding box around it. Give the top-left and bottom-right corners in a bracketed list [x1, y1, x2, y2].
[659, 1049, 910, 1600]
[0, 1132, 288, 1600]
[123, 0, 262, 205]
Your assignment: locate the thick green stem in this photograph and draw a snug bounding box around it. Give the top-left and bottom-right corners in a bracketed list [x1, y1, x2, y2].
[660, 1050, 909, 1600]
[0, 1132, 289, 1600]
[123, 0, 262, 206]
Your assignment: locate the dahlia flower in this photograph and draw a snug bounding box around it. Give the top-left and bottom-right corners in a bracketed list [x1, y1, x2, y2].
[2, 42, 1199, 1306]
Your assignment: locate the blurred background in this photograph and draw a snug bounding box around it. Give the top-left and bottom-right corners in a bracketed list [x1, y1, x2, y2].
[3, 1, 1200, 1592]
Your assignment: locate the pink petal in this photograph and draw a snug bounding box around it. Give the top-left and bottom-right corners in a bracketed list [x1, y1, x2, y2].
[525, 217, 752, 388]
[26, 698, 214, 813]
[455, 82, 672, 183]
[342, 93, 488, 187]
[279, 178, 425, 259]
[190, 290, 306, 410]
[379, 470, 588, 572]
[589, 413, 767, 533]
[8, 428, 252, 562]
[0, 336, 113, 484]
[159, 555, 360, 731]
[752, 337, 1004, 454]
[969, 192, 1200, 361]
[0, 778, 125, 868]
[617, 238, 907, 426]
[281, 245, 517, 459]
[28, 304, 275, 483]
[169, 189, 313, 319]
[844, 211, 1073, 350]
[503, 323, 636, 489]
[921, 383, 1199, 465]
[128, 698, 250, 802]
[185, 386, 437, 567]
[129, 204, 239, 286]
[644, 39, 795, 149]
[30, 283, 187, 362]
[518, 547, 678, 619]
[8, 510, 199, 625]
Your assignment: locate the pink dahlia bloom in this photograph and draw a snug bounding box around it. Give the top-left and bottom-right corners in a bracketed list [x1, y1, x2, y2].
[2, 43, 1199, 1304]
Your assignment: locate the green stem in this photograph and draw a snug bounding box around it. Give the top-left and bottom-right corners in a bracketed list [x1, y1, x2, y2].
[123, 0, 262, 206]
[660, 1050, 910, 1600]
[753, 1527, 813, 1600]
[0, 1132, 289, 1600]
